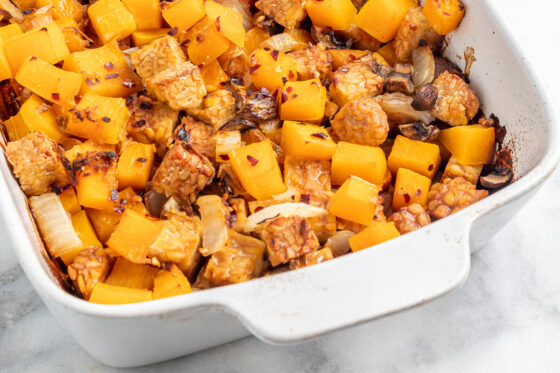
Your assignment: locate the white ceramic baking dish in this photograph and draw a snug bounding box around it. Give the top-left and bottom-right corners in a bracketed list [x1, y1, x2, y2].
[2, 0, 559, 367]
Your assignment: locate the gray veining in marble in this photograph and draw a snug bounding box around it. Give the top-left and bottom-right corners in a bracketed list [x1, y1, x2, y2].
[2, 0, 560, 371]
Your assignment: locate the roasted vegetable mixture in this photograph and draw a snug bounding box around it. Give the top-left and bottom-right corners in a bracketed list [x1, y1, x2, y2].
[0, 0, 512, 304]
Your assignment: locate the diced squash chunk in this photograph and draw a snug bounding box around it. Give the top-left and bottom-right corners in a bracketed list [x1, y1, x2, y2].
[107, 209, 163, 264]
[162, 0, 206, 32]
[86, 208, 121, 243]
[355, 0, 417, 43]
[123, 0, 162, 30]
[199, 60, 229, 92]
[388, 135, 441, 179]
[185, 17, 231, 66]
[131, 29, 171, 47]
[392, 168, 431, 210]
[204, 0, 245, 47]
[89, 282, 153, 304]
[4, 94, 64, 142]
[116, 142, 155, 190]
[331, 141, 387, 186]
[349, 221, 400, 251]
[105, 257, 159, 289]
[153, 264, 192, 299]
[65, 140, 116, 163]
[0, 46, 12, 81]
[88, 0, 137, 44]
[328, 49, 367, 69]
[215, 130, 242, 162]
[229, 139, 286, 200]
[329, 176, 379, 225]
[280, 78, 326, 122]
[36, 0, 83, 22]
[306, 0, 356, 30]
[250, 48, 297, 93]
[15, 56, 83, 107]
[63, 43, 140, 97]
[11, 0, 36, 10]
[59, 187, 81, 215]
[74, 152, 118, 211]
[244, 27, 269, 53]
[60, 210, 103, 264]
[55, 16, 89, 52]
[423, 0, 465, 35]
[65, 94, 130, 144]
[5, 22, 69, 73]
[280, 121, 337, 160]
[0, 23, 23, 42]
[438, 125, 495, 165]
[377, 42, 397, 66]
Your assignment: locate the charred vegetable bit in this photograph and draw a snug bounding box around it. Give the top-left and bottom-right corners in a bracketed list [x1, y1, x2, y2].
[0, 0, 509, 304]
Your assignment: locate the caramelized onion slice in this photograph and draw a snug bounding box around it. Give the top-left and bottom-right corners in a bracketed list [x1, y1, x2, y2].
[378, 93, 435, 125]
[412, 46, 435, 89]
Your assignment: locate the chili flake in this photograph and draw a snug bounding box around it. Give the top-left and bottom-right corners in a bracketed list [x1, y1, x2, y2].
[102, 116, 111, 123]
[270, 49, 279, 61]
[215, 17, 221, 31]
[219, 154, 230, 161]
[428, 164, 434, 171]
[246, 155, 259, 166]
[105, 73, 119, 79]
[136, 157, 147, 162]
[168, 27, 178, 36]
[300, 193, 311, 204]
[249, 64, 261, 74]
[104, 62, 114, 70]
[134, 119, 146, 127]
[404, 193, 411, 203]
[310, 133, 328, 140]
[51, 93, 60, 101]
[74, 96, 82, 105]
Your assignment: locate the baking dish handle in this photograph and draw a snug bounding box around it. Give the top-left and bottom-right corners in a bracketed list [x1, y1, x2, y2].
[222, 213, 472, 344]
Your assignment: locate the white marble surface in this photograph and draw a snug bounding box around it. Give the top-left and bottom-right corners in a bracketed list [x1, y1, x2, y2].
[2, 1, 560, 371]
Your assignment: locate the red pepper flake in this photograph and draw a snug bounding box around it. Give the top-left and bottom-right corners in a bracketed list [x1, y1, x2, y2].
[415, 189, 422, 196]
[310, 132, 328, 140]
[286, 86, 293, 93]
[226, 211, 237, 228]
[30, 56, 37, 60]
[168, 27, 178, 36]
[85, 111, 95, 122]
[180, 39, 190, 46]
[403, 193, 411, 203]
[102, 116, 111, 123]
[246, 155, 259, 166]
[255, 206, 264, 212]
[219, 154, 230, 161]
[428, 164, 434, 171]
[264, 47, 270, 51]
[249, 64, 261, 74]
[196, 33, 205, 42]
[281, 91, 289, 103]
[74, 95, 82, 105]
[110, 188, 119, 202]
[270, 49, 279, 61]
[51, 93, 60, 101]
[104, 62, 114, 70]
[215, 17, 221, 32]
[288, 70, 295, 79]
[282, 77, 288, 84]
[291, 93, 298, 99]
[136, 157, 147, 162]
[348, 53, 356, 62]
[122, 79, 135, 88]
[40, 27, 47, 31]
[442, 11, 451, 16]
[76, 111, 84, 121]
[85, 78, 96, 87]
[300, 193, 311, 204]
[105, 73, 119, 79]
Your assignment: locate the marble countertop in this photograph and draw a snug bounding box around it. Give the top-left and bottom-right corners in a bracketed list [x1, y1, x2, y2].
[2, 1, 560, 371]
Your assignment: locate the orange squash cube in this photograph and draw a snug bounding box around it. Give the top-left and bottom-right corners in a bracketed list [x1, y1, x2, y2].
[229, 139, 286, 200]
[280, 121, 337, 160]
[105, 257, 159, 289]
[86, 208, 121, 243]
[184, 17, 231, 66]
[15, 56, 83, 108]
[59, 210, 103, 265]
[59, 187, 81, 215]
[215, 130, 243, 162]
[0, 23, 23, 42]
[349, 221, 400, 251]
[153, 264, 192, 299]
[4, 94, 64, 142]
[331, 141, 387, 186]
[88, 0, 137, 44]
[205, 0, 245, 47]
[89, 283, 153, 304]
[65, 94, 130, 144]
[280, 78, 327, 122]
[306, 0, 357, 30]
[123, 0, 162, 30]
[65, 140, 116, 163]
[244, 27, 270, 54]
[388, 135, 441, 179]
[10, 0, 36, 10]
[423, 0, 465, 35]
[199, 60, 229, 92]
[116, 142, 155, 190]
[327, 49, 368, 69]
[355, 0, 417, 43]
[74, 152, 118, 211]
[377, 42, 397, 66]
[131, 29, 171, 47]
[162, 0, 206, 32]
[392, 168, 431, 210]
[63, 42, 140, 97]
[55, 16, 90, 52]
[36, 0, 83, 22]
[329, 176, 379, 225]
[438, 125, 495, 166]
[0, 46, 12, 81]
[250, 48, 297, 93]
[5, 22, 69, 73]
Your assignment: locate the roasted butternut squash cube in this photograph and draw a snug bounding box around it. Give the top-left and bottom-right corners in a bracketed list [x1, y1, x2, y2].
[280, 121, 337, 161]
[5, 22, 69, 73]
[349, 221, 400, 251]
[153, 264, 192, 299]
[0, 45, 12, 81]
[86, 208, 121, 243]
[74, 151, 118, 211]
[229, 139, 286, 200]
[131, 29, 171, 47]
[438, 125, 495, 165]
[331, 141, 387, 186]
[105, 257, 159, 289]
[355, 0, 417, 43]
[199, 60, 229, 92]
[244, 27, 270, 54]
[184, 17, 231, 66]
[55, 16, 89, 52]
[36, 0, 83, 22]
[215, 130, 243, 162]
[60, 210, 103, 265]
[59, 187, 81, 215]
[423, 0, 465, 35]
[89, 283, 153, 304]
[116, 142, 155, 190]
[327, 49, 367, 69]
[4, 94, 64, 142]
[122, 0, 162, 30]
[63, 43, 140, 97]
[162, 0, 206, 32]
[10, 0, 36, 10]
[392, 168, 431, 210]
[388, 135, 441, 179]
[88, 0, 137, 44]
[65, 94, 130, 144]
[250, 48, 297, 93]
[107, 209, 163, 264]
[280, 78, 326, 122]
[377, 42, 397, 66]
[15, 56, 83, 108]
[0, 23, 23, 42]
[306, 0, 356, 30]
[65, 140, 116, 163]
[329, 175, 379, 225]
[204, 0, 245, 47]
